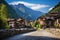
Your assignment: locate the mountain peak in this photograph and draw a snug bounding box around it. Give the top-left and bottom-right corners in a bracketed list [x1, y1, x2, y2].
[11, 3, 43, 20]
[18, 3, 24, 6]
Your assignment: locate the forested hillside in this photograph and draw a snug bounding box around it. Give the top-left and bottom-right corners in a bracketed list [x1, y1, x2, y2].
[49, 2, 60, 13]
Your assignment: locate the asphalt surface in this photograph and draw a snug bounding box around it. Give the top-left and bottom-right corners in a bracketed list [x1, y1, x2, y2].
[4, 29, 60, 40]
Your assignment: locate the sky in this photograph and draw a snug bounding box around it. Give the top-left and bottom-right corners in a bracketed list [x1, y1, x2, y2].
[6, 0, 60, 13]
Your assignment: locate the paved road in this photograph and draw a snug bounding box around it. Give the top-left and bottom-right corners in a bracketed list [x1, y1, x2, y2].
[4, 29, 60, 40]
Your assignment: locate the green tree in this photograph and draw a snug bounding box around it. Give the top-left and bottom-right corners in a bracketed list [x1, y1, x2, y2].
[0, 4, 9, 29]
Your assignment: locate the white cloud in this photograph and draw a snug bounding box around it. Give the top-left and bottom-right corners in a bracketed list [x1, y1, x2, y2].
[49, 7, 53, 11]
[9, 1, 50, 11]
[30, 4, 49, 10]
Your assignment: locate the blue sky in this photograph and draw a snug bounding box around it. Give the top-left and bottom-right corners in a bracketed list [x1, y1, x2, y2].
[6, 0, 60, 13]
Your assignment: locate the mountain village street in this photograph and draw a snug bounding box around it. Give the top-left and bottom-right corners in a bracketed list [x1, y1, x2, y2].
[4, 29, 60, 40]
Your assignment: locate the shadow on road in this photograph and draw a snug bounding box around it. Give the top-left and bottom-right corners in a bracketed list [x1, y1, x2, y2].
[19, 36, 60, 40]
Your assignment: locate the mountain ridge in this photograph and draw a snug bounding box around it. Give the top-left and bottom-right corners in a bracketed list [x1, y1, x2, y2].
[11, 3, 43, 20]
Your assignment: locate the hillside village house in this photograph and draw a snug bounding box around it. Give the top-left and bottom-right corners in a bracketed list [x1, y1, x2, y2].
[17, 18, 26, 28]
[37, 17, 46, 28]
[7, 18, 33, 29]
[7, 18, 15, 28]
[7, 18, 25, 28]
[38, 12, 60, 28]
[46, 12, 60, 28]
